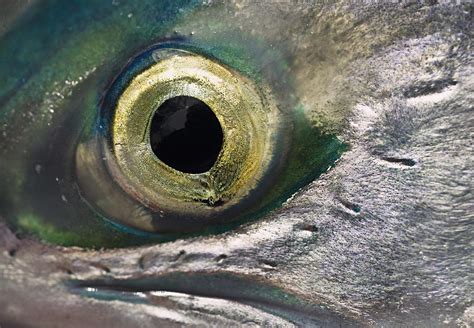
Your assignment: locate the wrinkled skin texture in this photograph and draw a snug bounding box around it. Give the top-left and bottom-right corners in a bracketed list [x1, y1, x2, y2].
[0, 1, 473, 327]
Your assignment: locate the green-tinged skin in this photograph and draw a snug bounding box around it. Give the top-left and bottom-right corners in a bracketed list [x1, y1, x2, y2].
[17, 213, 104, 247]
[0, 0, 344, 247]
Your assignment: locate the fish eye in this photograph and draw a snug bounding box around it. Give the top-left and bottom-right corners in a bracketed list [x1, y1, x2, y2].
[76, 45, 285, 233]
[0, 5, 346, 248]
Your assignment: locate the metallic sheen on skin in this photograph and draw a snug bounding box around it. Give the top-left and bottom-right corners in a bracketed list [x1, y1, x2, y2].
[0, 1, 473, 327]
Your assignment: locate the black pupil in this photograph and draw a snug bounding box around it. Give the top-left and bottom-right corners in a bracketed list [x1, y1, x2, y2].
[150, 96, 224, 174]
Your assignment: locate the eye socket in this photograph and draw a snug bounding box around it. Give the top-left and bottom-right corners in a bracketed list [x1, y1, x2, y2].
[76, 45, 285, 233]
[0, 15, 346, 248]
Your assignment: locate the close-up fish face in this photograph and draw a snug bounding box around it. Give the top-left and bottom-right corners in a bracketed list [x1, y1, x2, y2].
[0, 0, 472, 327]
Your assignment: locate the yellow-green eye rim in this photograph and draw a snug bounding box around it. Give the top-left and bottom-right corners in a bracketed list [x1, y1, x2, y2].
[77, 47, 284, 232]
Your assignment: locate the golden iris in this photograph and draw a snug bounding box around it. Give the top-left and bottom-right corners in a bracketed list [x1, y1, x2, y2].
[76, 47, 284, 233]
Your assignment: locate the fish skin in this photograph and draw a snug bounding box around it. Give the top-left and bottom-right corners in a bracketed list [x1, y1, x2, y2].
[0, 1, 472, 327]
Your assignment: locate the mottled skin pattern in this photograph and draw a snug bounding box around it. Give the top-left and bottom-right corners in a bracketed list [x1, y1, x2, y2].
[0, 1, 473, 327]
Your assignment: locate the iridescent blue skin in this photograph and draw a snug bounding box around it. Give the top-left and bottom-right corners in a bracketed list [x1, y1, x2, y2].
[0, 1, 472, 326]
